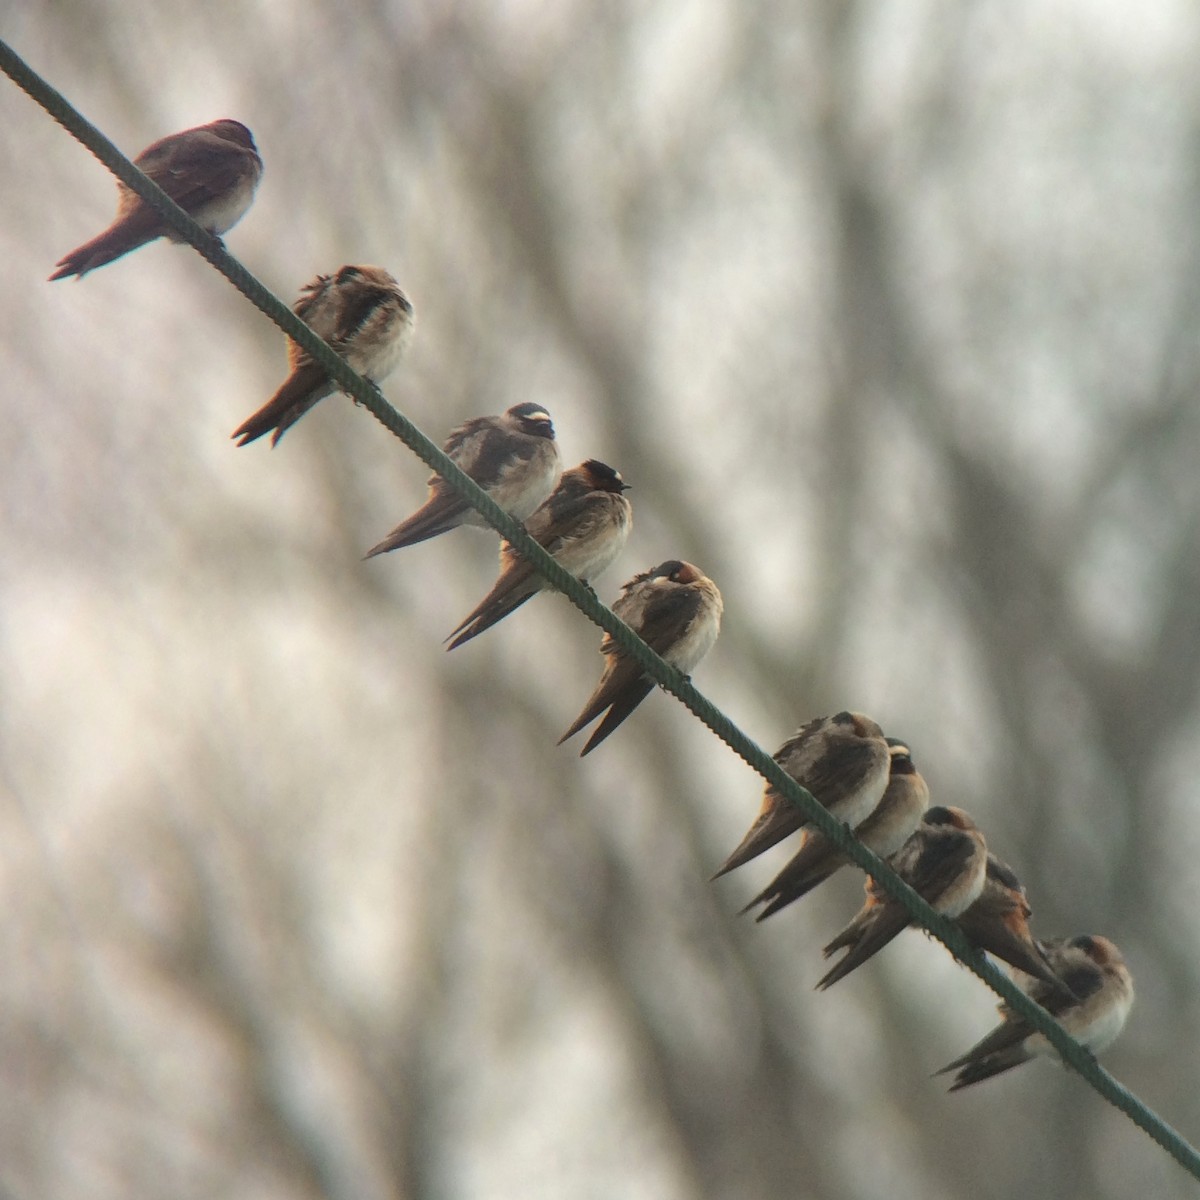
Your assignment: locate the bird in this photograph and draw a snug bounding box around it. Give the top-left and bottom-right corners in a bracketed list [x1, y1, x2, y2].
[937, 934, 1134, 1090]
[50, 119, 263, 280]
[711, 712, 891, 880]
[364, 403, 561, 556]
[815, 841, 1077, 997]
[956, 854, 1077, 999]
[232, 265, 414, 446]
[445, 460, 631, 650]
[745, 736, 929, 919]
[558, 560, 723, 755]
[816, 806, 988, 990]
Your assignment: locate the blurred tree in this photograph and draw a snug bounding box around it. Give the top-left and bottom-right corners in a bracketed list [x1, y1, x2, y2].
[2, 2, 1199, 1197]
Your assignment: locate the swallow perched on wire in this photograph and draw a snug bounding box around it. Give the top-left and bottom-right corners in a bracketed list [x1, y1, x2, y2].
[816, 806, 988, 990]
[819, 871, 887, 957]
[445, 460, 631, 650]
[364, 403, 561, 557]
[712, 712, 891, 880]
[745, 736, 929, 919]
[937, 934, 1134, 1090]
[557, 560, 723, 755]
[957, 854, 1076, 998]
[232, 265, 414, 446]
[50, 119, 263, 280]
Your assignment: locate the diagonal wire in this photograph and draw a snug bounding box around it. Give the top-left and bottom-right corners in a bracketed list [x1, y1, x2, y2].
[4, 36, 1199, 1181]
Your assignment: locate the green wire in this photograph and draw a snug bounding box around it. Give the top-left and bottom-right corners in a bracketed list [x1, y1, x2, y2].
[5, 35, 1198, 1181]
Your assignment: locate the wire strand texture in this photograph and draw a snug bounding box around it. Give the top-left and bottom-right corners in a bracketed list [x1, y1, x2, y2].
[3, 36, 1197, 1183]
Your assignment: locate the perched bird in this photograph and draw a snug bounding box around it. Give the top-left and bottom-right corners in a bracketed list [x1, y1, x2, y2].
[957, 854, 1076, 998]
[445, 460, 631, 650]
[50, 119, 263, 280]
[816, 806, 988, 990]
[816, 844, 1076, 997]
[820, 872, 887, 959]
[558, 560, 723, 755]
[746, 737, 929, 919]
[364, 403, 561, 556]
[712, 712, 891, 879]
[232, 265, 414, 446]
[938, 934, 1134, 1091]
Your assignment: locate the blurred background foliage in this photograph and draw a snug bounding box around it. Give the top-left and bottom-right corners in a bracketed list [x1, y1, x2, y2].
[3, 2, 1199, 1197]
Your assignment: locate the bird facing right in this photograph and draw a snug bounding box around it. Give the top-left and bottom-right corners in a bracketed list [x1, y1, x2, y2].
[232, 264, 414, 446]
[816, 806, 989, 990]
[558, 559, 723, 755]
[50, 118, 263, 280]
[364, 403, 561, 557]
[745, 736, 929, 919]
[445, 459, 632, 650]
[712, 711, 891, 879]
[937, 934, 1134, 1090]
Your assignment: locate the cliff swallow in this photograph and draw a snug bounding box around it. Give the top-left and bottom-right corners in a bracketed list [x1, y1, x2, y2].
[50, 119, 262, 280]
[820, 872, 886, 959]
[445, 460, 631, 650]
[938, 934, 1134, 1090]
[957, 854, 1076, 999]
[364, 403, 561, 556]
[712, 712, 891, 879]
[558, 560, 723, 755]
[746, 737, 929, 919]
[816, 806, 988, 990]
[232, 265, 414, 446]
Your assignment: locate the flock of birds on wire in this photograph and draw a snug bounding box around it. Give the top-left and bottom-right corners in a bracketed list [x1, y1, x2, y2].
[49, 116, 1135, 1093]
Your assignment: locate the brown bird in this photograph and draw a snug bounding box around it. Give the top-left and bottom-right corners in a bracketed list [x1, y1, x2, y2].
[558, 560, 723, 755]
[712, 712, 891, 879]
[817, 845, 1076, 997]
[819, 872, 887, 958]
[746, 737, 929, 919]
[50, 119, 263, 280]
[957, 854, 1076, 998]
[816, 806, 988, 990]
[232, 265, 414, 446]
[445, 460, 631, 650]
[938, 934, 1134, 1090]
[364, 403, 561, 556]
